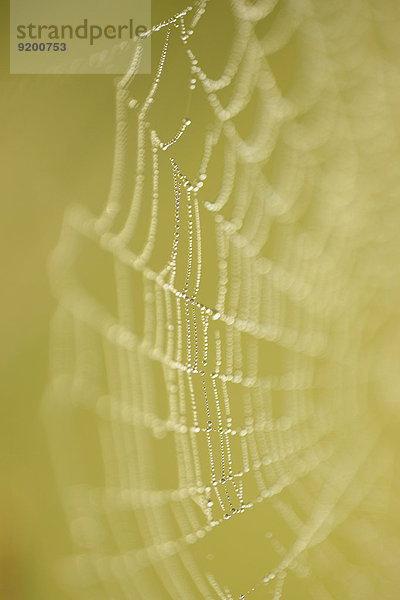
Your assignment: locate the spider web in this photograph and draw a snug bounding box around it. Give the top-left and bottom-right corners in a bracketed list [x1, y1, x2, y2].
[45, 1, 400, 599]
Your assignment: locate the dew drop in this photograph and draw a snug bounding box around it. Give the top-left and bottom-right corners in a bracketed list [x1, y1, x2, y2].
[154, 427, 166, 440]
[265, 531, 272, 539]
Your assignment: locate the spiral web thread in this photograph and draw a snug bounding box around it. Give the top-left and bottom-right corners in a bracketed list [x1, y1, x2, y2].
[45, 1, 400, 599]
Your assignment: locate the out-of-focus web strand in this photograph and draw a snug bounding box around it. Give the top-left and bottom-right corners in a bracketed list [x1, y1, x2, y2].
[46, 0, 400, 599]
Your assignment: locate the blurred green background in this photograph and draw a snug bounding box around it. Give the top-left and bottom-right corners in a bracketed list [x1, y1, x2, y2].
[2, 1, 400, 599]
[0, 8, 114, 599]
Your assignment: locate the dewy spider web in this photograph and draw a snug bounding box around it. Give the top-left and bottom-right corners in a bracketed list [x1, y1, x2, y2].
[45, 1, 400, 599]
